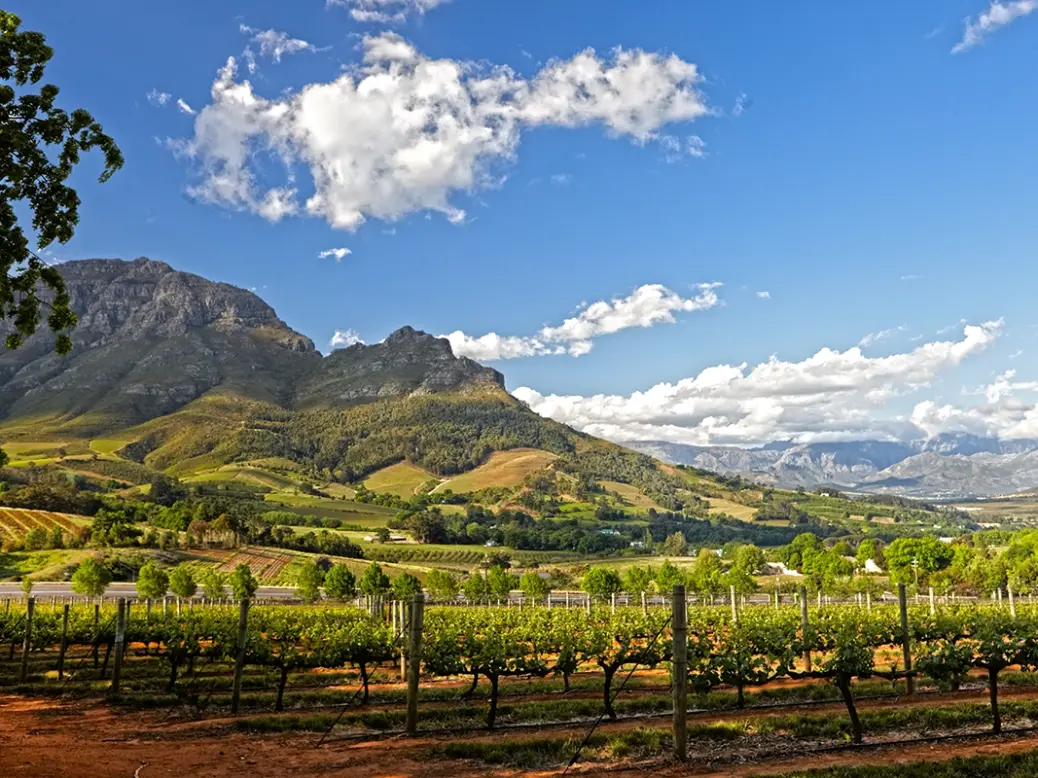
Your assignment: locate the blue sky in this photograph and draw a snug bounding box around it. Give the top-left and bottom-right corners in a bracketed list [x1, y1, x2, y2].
[13, 0, 1038, 445]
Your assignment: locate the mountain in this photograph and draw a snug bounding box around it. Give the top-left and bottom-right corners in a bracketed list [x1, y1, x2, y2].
[626, 435, 1038, 499]
[0, 258, 570, 479]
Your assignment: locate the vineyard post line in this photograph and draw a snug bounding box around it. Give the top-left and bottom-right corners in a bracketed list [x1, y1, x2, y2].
[897, 583, 914, 695]
[799, 585, 811, 671]
[57, 603, 70, 680]
[672, 584, 688, 762]
[18, 596, 35, 683]
[110, 598, 126, 696]
[405, 593, 425, 737]
[231, 598, 250, 714]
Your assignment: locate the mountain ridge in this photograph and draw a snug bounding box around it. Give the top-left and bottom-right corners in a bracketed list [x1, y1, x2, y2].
[626, 434, 1038, 498]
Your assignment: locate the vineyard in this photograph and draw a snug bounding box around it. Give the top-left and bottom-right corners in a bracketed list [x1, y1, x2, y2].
[5, 595, 1038, 775]
[0, 508, 86, 542]
[187, 548, 296, 581]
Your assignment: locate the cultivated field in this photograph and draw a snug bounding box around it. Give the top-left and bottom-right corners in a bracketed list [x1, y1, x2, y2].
[0, 508, 88, 542]
[362, 461, 435, 497]
[434, 448, 558, 493]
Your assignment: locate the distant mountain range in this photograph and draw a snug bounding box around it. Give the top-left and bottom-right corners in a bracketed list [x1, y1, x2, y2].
[626, 433, 1038, 499]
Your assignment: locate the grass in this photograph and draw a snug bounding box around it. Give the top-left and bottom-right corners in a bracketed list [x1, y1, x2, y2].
[0, 549, 90, 580]
[706, 496, 759, 521]
[363, 461, 436, 498]
[434, 449, 558, 493]
[89, 438, 130, 456]
[600, 481, 665, 511]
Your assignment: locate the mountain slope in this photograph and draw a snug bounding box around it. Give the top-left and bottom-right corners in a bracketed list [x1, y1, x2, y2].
[0, 258, 576, 481]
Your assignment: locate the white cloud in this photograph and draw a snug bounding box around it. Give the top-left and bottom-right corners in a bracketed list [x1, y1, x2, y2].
[938, 318, 968, 335]
[240, 25, 320, 67]
[330, 0, 449, 23]
[953, 1, 1037, 53]
[446, 282, 722, 361]
[329, 329, 364, 349]
[859, 324, 907, 348]
[911, 368, 1038, 439]
[318, 247, 352, 261]
[176, 33, 713, 230]
[732, 93, 748, 117]
[1010, 349, 1024, 359]
[549, 173, 572, 186]
[177, 99, 196, 116]
[756, 291, 770, 299]
[514, 320, 1003, 446]
[900, 274, 921, 281]
[147, 89, 171, 107]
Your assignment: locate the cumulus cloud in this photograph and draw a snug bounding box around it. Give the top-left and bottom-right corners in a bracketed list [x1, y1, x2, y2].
[446, 282, 721, 362]
[240, 25, 320, 70]
[858, 324, 907, 348]
[175, 33, 713, 231]
[177, 99, 196, 116]
[330, 0, 449, 23]
[911, 368, 1038, 439]
[329, 329, 364, 350]
[756, 291, 770, 299]
[513, 320, 1004, 446]
[953, 1, 1036, 53]
[147, 89, 171, 107]
[318, 247, 352, 261]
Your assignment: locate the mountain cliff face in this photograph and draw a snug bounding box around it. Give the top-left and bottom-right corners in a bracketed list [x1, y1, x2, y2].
[0, 258, 508, 439]
[627, 435, 1038, 498]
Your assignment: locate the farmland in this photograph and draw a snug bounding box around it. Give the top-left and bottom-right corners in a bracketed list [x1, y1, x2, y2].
[434, 448, 558, 493]
[362, 461, 435, 497]
[3, 597, 1038, 777]
[0, 508, 89, 543]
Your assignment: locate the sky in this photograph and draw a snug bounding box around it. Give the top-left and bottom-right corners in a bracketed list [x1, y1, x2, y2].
[12, 0, 1038, 447]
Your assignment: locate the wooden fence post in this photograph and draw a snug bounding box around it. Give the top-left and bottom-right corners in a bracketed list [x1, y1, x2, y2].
[405, 594, 425, 736]
[929, 586, 935, 616]
[231, 598, 250, 714]
[1009, 585, 1017, 619]
[730, 585, 739, 624]
[672, 584, 687, 762]
[898, 583, 914, 695]
[799, 586, 811, 671]
[19, 597, 35, 682]
[57, 604, 70, 680]
[111, 599, 126, 695]
[93, 603, 101, 668]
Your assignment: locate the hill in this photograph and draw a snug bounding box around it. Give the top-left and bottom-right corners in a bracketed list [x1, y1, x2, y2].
[0, 258, 971, 573]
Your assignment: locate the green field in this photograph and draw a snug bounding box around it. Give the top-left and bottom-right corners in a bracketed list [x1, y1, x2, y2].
[363, 461, 436, 497]
[706, 496, 758, 520]
[600, 480, 665, 511]
[435, 448, 558, 493]
[263, 494, 396, 527]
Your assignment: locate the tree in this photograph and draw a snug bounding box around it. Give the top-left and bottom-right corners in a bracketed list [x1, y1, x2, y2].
[732, 544, 766, 576]
[23, 526, 47, 550]
[295, 561, 325, 603]
[424, 569, 459, 601]
[70, 558, 111, 597]
[885, 537, 954, 585]
[168, 566, 197, 601]
[462, 572, 489, 602]
[622, 565, 655, 595]
[655, 560, 685, 591]
[20, 576, 33, 596]
[136, 562, 169, 600]
[391, 572, 422, 600]
[200, 568, 226, 600]
[358, 562, 391, 597]
[660, 531, 688, 556]
[0, 12, 123, 353]
[323, 564, 357, 600]
[486, 565, 515, 600]
[519, 572, 549, 603]
[689, 549, 724, 598]
[229, 563, 259, 600]
[583, 566, 622, 600]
